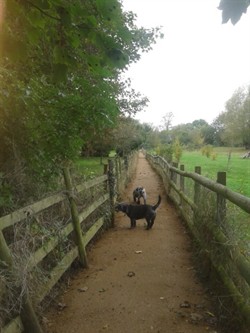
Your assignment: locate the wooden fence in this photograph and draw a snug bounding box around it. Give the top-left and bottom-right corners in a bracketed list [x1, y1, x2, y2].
[0, 151, 138, 333]
[146, 153, 250, 327]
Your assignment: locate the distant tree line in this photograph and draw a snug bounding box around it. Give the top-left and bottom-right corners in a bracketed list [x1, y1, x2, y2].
[94, 84, 250, 160]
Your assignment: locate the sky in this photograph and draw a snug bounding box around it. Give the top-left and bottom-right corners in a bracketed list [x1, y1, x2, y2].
[121, 0, 250, 127]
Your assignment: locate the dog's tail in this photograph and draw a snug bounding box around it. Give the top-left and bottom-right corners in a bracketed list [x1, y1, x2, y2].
[153, 195, 161, 210]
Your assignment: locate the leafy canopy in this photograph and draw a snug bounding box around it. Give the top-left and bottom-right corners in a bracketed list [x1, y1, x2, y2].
[0, 0, 162, 202]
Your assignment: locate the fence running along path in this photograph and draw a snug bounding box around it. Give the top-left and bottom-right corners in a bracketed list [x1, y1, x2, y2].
[146, 153, 250, 326]
[0, 152, 137, 333]
[1, 150, 250, 332]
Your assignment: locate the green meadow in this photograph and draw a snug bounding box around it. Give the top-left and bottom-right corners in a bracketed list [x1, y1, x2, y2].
[179, 147, 250, 197]
[76, 148, 250, 197]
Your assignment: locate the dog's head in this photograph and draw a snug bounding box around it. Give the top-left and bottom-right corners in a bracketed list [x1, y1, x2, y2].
[115, 202, 129, 213]
[134, 187, 145, 196]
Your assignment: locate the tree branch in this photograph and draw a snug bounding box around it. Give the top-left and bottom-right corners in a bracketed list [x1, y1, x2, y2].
[26, 1, 60, 21]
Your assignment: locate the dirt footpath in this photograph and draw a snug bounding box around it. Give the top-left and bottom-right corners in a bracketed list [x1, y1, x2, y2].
[44, 153, 220, 333]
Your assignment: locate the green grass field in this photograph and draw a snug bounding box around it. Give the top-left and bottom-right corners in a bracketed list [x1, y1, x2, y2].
[179, 147, 250, 197]
[76, 157, 109, 177]
[75, 148, 250, 197]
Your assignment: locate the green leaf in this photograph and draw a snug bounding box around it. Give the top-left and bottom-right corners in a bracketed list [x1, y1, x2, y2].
[53, 46, 68, 64]
[28, 10, 46, 28]
[27, 28, 41, 44]
[52, 63, 68, 82]
[34, 0, 50, 10]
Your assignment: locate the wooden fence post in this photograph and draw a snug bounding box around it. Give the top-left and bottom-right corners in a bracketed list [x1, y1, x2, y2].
[0, 232, 44, 333]
[194, 166, 201, 225]
[180, 165, 185, 192]
[194, 166, 201, 203]
[216, 171, 227, 226]
[63, 168, 88, 268]
[103, 164, 108, 175]
[108, 159, 116, 227]
[172, 162, 178, 184]
[114, 157, 120, 193]
[0, 231, 12, 267]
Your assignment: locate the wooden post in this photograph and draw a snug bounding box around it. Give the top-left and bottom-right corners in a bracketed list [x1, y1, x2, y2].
[124, 155, 128, 170]
[20, 295, 44, 333]
[103, 164, 108, 191]
[180, 165, 185, 192]
[194, 166, 201, 203]
[0, 232, 44, 333]
[172, 162, 178, 183]
[216, 171, 227, 226]
[63, 168, 88, 268]
[108, 159, 116, 227]
[0, 231, 12, 267]
[194, 166, 201, 225]
[103, 164, 108, 175]
[114, 157, 119, 194]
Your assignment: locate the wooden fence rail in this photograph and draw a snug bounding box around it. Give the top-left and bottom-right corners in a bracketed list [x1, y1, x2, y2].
[146, 153, 250, 326]
[0, 151, 138, 333]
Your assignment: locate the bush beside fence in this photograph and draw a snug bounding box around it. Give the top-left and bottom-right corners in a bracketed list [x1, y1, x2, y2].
[146, 153, 250, 328]
[0, 151, 138, 333]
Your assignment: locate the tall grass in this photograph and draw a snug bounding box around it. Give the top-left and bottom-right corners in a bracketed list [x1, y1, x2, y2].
[179, 147, 250, 197]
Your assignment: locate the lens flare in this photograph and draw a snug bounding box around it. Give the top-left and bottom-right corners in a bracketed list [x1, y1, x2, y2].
[0, 0, 5, 31]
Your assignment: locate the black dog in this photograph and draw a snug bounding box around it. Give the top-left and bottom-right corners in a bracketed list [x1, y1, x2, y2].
[133, 187, 147, 204]
[115, 195, 161, 230]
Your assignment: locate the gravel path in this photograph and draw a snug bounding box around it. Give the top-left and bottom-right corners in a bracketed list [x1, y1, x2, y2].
[44, 153, 219, 333]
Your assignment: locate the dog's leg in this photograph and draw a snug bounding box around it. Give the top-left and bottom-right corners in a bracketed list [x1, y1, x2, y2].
[130, 218, 136, 228]
[149, 216, 156, 229]
[145, 218, 151, 230]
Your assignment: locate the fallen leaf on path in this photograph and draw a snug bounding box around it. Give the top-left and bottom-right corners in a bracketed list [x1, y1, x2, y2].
[102, 324, 109, 329]
[78, 286, 88, 292]
[190, 312, 203, 322]
[57, 302, 67, 310]
[180, 301, 191, 308]
[99, 288, 106, 292]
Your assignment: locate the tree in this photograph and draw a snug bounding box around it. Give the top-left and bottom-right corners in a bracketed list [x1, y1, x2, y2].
[200, 124, 217, 145]
[213, 86, 250, 147]
[170, 120, 207, 148]
[218, 0, 250, 24]
[241, 88, 250, 148]
[160, 112, 174, 132]
[173, 138, 182, 163]
[0, 0, 162, 205]
[112, 117, 144, 156]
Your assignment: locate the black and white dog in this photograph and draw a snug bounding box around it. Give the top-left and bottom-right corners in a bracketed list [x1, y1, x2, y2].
[133, 187, 147, 204]
[115, 195, 161, 230]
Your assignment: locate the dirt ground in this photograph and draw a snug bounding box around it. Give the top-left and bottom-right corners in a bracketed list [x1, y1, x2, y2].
[44, 153, 221, 333]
